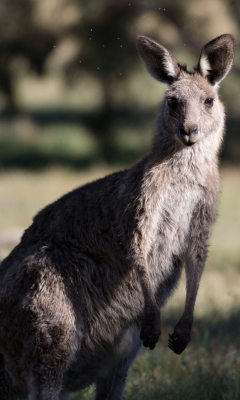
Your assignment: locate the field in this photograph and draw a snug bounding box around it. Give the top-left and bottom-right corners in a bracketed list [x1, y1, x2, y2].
[0, 166, 240, 399]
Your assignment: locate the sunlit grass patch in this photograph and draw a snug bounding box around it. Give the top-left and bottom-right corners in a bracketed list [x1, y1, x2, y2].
[208, 167, 240, 272]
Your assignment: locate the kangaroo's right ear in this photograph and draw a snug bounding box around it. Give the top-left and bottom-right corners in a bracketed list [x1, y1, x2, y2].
[137, 36, 183, 84]
[196, 34, 236, 86]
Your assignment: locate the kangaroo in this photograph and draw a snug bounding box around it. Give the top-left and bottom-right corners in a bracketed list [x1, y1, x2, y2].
[0, 34, 235, 400]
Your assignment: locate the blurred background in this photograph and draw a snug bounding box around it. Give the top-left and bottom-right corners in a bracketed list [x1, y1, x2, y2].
[0, 1, 240, 399]
[0, 0, 239, 168]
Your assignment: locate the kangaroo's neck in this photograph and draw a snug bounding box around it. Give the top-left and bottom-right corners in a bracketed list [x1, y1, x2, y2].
[148, 128, 223, 188]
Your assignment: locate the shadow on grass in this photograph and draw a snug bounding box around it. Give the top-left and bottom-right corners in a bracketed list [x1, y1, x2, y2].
[0, 142, 146, 170]
[163, 308, 240, 349]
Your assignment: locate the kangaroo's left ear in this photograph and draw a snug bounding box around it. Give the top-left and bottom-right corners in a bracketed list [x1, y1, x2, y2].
[137, 35, 184, 85]
[196, 34, 236, 86]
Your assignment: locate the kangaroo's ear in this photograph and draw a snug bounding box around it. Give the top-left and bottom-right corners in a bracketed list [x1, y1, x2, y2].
[196, 34, 236, 86]
[137, 36, 184, 84]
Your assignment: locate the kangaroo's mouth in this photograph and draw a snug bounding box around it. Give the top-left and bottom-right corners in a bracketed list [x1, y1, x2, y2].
[177, 131, 199, 147]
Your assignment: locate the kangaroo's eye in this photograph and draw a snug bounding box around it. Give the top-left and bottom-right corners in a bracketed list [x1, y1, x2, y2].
[204, 98, 214, 107]
[167, 97, 178, 108]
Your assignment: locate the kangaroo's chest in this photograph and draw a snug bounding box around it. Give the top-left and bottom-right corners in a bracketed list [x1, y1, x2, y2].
[159, 185, 199, 249]
[146, 181, 201, 293]
[151, 178, 200, 242]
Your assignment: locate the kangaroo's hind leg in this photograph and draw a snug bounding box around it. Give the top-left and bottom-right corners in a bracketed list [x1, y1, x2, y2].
[27, 322, 76, 400]
[29, 365, 66, 400]
[95, 361, 129, 400]
[95, 325, 142, 400]
[0, 354, 27, 400]
[59, 391, 70, 400]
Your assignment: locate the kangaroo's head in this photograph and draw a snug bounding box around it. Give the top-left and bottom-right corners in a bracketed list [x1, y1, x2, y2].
[137, 34, 236, 149]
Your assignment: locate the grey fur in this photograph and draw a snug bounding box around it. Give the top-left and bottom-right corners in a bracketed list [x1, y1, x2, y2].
[0, 34, 236, 400]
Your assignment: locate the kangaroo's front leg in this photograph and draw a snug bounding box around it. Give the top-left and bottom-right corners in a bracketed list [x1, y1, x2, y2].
[138, 264, 161, 350]
[130, 193, 162, 350]
[168, 201, 216, 354]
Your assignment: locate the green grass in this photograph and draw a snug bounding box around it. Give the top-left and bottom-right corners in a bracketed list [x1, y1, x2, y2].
[0, 121, 100, 169]
[0, 166, 240, 399]
[0, 117, 151, 169]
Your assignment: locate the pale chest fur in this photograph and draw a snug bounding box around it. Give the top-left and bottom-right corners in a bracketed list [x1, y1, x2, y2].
[135, 153, 219, 298]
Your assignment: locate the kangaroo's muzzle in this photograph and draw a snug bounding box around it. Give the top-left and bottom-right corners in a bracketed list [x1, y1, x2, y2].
[177, 125, 199, 146]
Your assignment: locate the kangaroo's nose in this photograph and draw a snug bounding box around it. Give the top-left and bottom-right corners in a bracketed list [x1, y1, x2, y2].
[179, 125, 198, 136]
[178, 123, 199, 146]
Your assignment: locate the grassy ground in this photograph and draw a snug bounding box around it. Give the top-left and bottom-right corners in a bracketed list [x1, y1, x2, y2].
[0, 166, 240, 399]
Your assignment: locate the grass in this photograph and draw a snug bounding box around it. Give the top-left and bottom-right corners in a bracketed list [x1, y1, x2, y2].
[0, 120, 100, 169]
[0, 117, 151, 169]
[0, 166, 240, 399]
